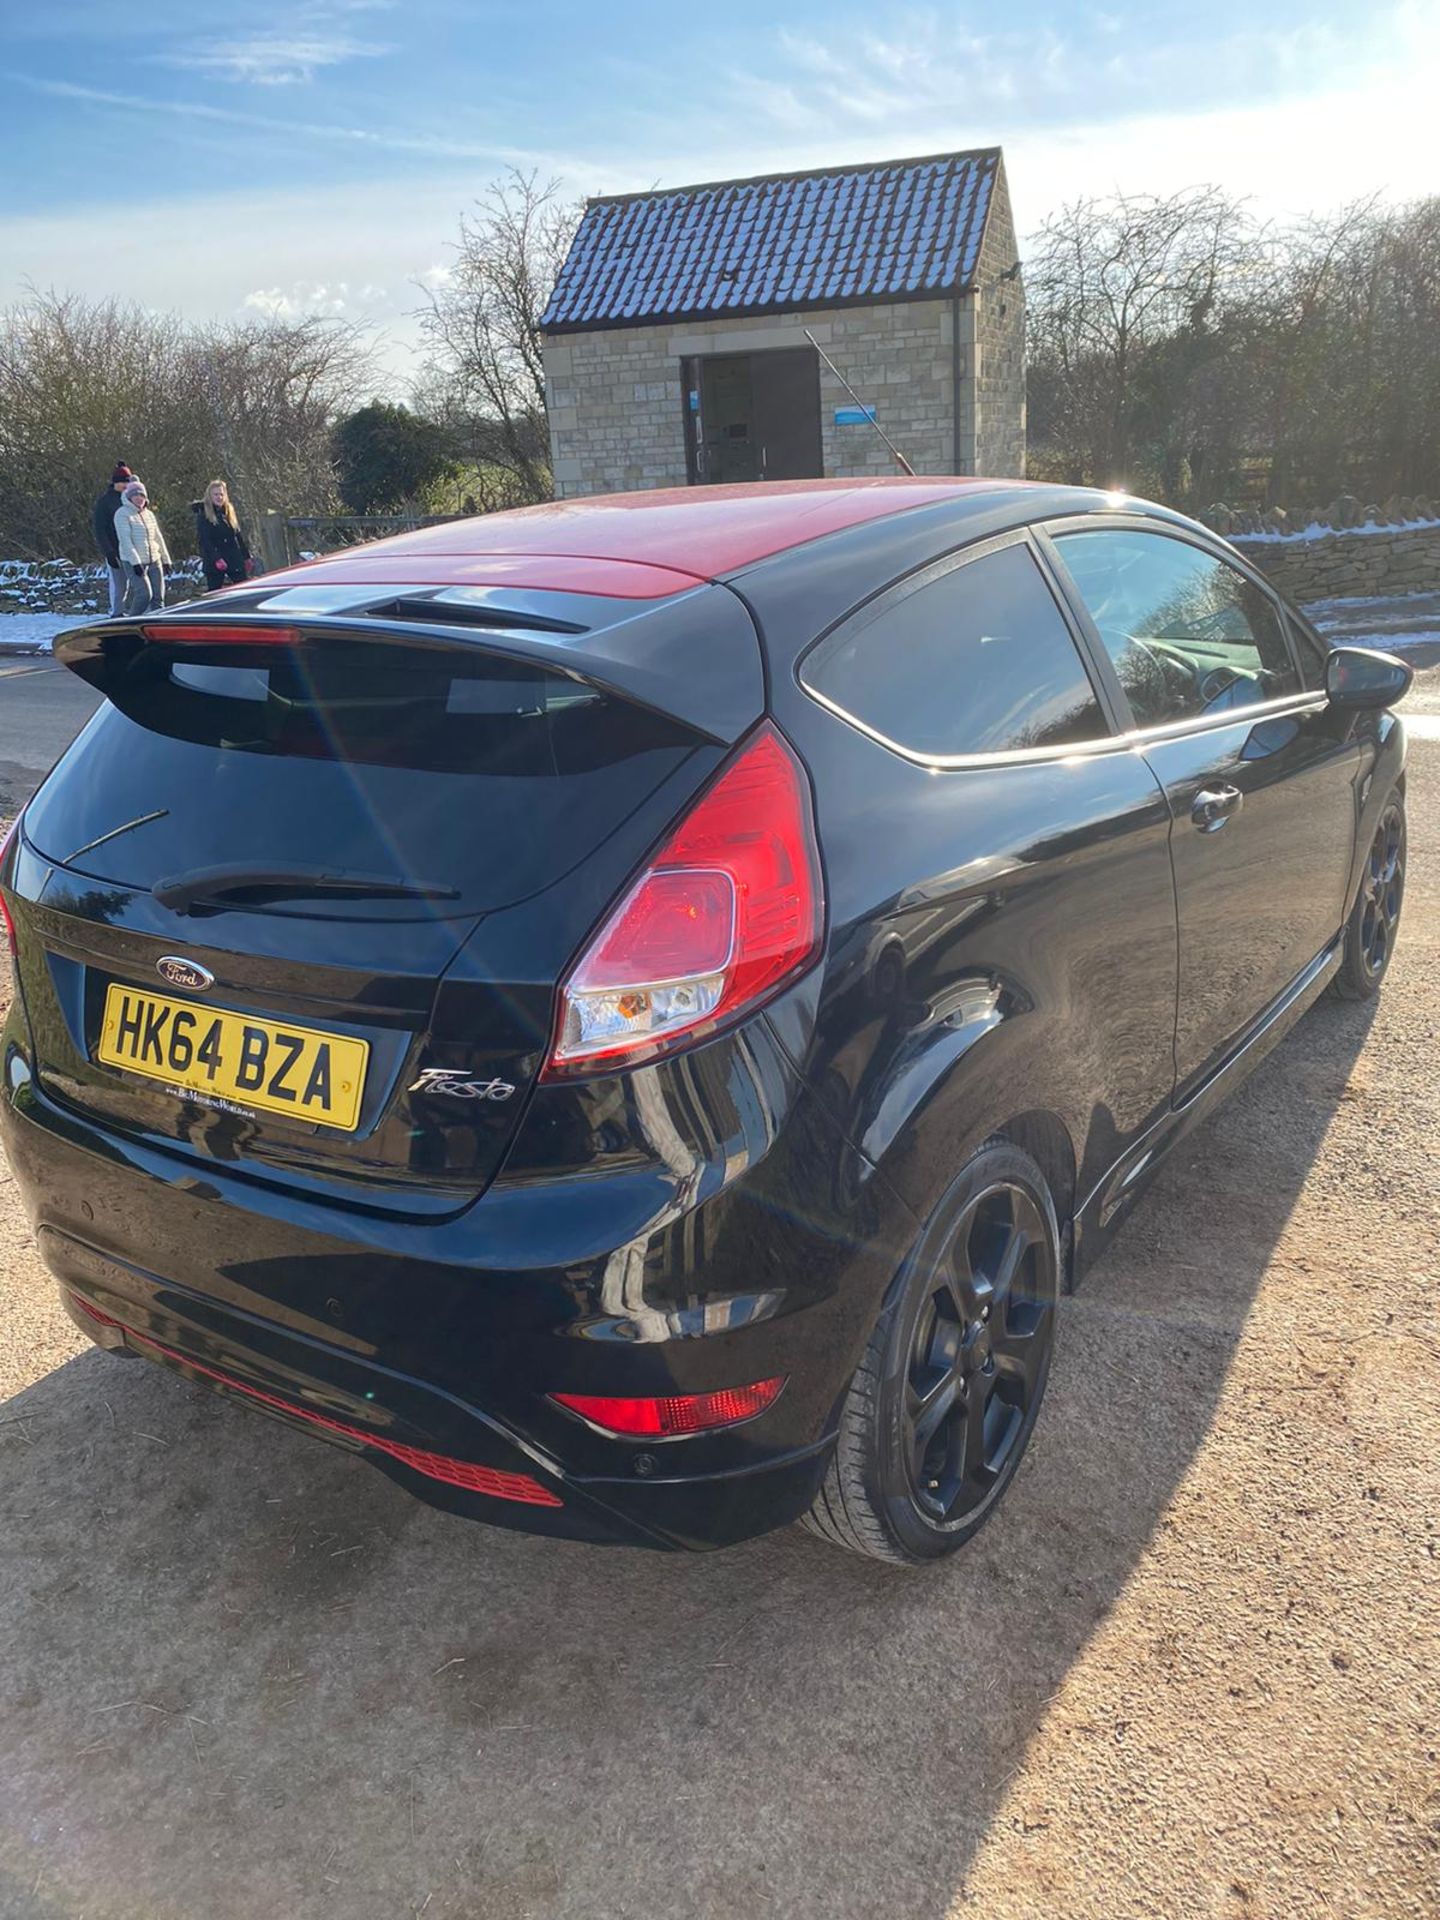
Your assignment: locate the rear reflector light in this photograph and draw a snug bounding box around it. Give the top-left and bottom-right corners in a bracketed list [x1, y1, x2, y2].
[139, 623, 300, 647]
[69, 1294, 561, 1507]
[550, 1377, 786, 1437]
[544, 722, 822, 1075]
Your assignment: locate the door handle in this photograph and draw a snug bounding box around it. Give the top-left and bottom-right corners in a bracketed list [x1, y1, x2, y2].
[1191, 785, 1243, 832]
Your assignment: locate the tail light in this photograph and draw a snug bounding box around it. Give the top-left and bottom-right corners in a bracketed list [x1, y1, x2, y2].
[550, 1377, 786, 1437]
[0, 816, 18, 973]
[543, 722, 822, 1076]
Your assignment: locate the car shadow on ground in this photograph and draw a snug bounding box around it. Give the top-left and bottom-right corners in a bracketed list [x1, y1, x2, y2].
[0, 992, 1380, 1920]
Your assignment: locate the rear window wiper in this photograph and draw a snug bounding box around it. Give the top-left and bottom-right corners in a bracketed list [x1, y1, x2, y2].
[153, 863, 461, 913]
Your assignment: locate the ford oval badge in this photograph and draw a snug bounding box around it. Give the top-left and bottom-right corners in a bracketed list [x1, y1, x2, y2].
[156, 956, 215, 992]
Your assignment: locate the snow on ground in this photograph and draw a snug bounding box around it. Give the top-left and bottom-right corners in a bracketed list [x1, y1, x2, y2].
[0, 613, 77, 654]
[1304, 589, 1440, 660]
[1237, 516, 1440, 544]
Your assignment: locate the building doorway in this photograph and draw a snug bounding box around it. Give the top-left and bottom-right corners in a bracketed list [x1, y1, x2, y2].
[682, 346, 823, 485]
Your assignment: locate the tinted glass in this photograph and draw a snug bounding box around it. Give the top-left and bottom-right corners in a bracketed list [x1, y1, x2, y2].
[1055, 529, 1300, 728]
[1284, 611, 1329, 690]
[24, 639, 697, 915]
[803, 542, 1106, 759]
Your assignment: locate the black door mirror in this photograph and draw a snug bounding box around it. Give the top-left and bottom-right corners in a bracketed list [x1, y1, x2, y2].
[1324, 645, 1413, 711]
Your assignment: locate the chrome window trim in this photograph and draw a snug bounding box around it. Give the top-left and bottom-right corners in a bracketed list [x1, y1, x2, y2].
[795, 527, 1121, 766]
[802, 683, 1328, 774]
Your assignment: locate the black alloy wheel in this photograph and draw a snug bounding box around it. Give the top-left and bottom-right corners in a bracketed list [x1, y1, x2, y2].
[903, 1181, 1054, 1527]
[1359, 802, 1405, 978]
[804, 1141, 1060, 1564]
[1334, 792, 1406, 1000]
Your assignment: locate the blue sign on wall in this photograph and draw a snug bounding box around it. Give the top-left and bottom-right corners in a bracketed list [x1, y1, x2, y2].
[834, 405, 877, 425]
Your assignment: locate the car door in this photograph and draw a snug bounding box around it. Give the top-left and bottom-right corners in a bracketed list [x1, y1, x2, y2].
[770, 527, 1182, 1226]
[1043, 518, 1361, 1095]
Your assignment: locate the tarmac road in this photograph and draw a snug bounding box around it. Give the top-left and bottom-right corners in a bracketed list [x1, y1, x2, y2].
[0, 675, 1436, 1920]
[0, 660, 101, 820]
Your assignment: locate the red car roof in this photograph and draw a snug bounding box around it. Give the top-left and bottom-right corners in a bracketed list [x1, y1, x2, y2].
[266, 477, 1015, 600]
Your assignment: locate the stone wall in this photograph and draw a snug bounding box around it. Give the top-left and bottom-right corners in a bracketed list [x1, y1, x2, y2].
[544, 299, 984, 499]
[814, 299, 958, 481]
[971, 164, 1025, 479]
[1229, 521, 1440, 603]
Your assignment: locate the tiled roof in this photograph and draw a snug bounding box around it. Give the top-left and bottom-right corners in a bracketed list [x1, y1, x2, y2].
[540, 148, 1001, 333]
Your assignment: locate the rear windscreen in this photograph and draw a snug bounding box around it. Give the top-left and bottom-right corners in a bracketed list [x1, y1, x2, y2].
[24, 641, 698, 914]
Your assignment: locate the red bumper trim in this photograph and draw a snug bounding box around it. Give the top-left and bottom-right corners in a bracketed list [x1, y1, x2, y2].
[70, 1294, 562, 1508]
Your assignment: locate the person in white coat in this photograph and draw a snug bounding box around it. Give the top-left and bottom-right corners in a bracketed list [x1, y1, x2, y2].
[115, 480, 172, 614]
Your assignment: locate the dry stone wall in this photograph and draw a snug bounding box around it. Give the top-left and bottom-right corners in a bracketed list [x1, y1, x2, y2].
[1223, 518, 1440, 603]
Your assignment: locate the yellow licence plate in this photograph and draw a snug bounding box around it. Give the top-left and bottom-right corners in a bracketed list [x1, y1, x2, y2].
[97, 984, 369, 1132]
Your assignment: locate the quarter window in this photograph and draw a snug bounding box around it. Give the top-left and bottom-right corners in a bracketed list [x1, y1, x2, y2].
[801, 542, 1106, 760]
[1054, 528, 1299, 729]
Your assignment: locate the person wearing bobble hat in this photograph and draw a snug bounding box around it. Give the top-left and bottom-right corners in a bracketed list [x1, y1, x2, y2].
[91, 462, 135, 615]
[115, 479, 172, 614]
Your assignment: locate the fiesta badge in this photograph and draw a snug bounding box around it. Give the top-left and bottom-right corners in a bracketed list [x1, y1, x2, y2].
[156, 956, 215, 992]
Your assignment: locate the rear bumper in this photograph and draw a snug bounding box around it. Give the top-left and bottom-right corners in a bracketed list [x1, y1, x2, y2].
[1, 1011, 911, 1551]
[45, 1230, 831, 1549]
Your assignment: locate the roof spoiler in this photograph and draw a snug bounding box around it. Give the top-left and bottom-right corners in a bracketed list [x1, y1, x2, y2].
[52, 588, 765, 745]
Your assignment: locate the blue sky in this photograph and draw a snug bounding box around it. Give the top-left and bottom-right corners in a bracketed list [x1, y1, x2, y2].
[3, 0, 1434, 388]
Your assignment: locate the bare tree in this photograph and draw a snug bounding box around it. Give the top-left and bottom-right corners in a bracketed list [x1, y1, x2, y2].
[1026, 187, 1260, 493]
[1027, 186, 1440, 508]
[1258, 197, 1440, 503]
[181, 315, 374, 526]
[417, 169, 581, 504]
[0, 289, 373, 559]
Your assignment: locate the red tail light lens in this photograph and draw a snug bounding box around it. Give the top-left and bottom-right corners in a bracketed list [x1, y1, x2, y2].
[544, 722, 822, 1075]
[140, 623, 299, 647]
[550, 1377, 786, 1437]
[0, 816, 19, 964]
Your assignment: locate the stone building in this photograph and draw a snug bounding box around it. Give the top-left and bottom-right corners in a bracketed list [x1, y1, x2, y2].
[539, 147, 1024, 499]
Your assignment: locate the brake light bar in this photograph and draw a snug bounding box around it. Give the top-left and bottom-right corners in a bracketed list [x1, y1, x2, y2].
[543, 722, 823, 1076]
[551, 1377, 786, 1437]
[139, 623, 301, 647]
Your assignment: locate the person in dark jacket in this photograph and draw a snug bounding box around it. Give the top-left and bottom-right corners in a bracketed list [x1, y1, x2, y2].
[191, 479, 253, 592]
[91, 463, 135, 615]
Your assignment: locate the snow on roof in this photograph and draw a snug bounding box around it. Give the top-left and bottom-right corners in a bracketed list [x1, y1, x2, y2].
[540, 148, 1002, 334]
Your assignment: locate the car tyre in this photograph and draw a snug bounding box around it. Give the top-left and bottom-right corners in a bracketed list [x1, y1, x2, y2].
[1332, 789, 1406, 1001]
[803, 1140, 1060, 1566]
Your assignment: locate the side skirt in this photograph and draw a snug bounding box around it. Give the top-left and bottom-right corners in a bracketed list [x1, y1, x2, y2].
[1070, 936, 1344, 1285]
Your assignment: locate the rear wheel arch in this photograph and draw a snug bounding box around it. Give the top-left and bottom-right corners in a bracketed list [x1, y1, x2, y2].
[989, 1109, 1077, 1237]
[866, 1087, 1081, 1300]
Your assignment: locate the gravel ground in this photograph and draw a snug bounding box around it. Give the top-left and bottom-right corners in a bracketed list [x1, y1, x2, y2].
[0, 686, 1436, 1920]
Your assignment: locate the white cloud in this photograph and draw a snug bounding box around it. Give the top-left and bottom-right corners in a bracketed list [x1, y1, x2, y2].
[732, 10, 1356, 144]
[0, 173, 478, 388]
[162, 32, 392, 87]
[242, 281, 358, 318]
[157, 0, 394, 86]
[17, 77, 530, 162]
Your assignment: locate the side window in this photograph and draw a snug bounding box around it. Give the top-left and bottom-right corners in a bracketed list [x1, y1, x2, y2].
[1054, 528, 1300, 729]
[801, 542, 1106, 760]
[1285, 611, 1329, 691]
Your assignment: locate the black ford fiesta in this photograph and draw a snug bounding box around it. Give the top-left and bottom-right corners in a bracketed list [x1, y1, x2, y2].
[0, 479, 1411, 1562]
